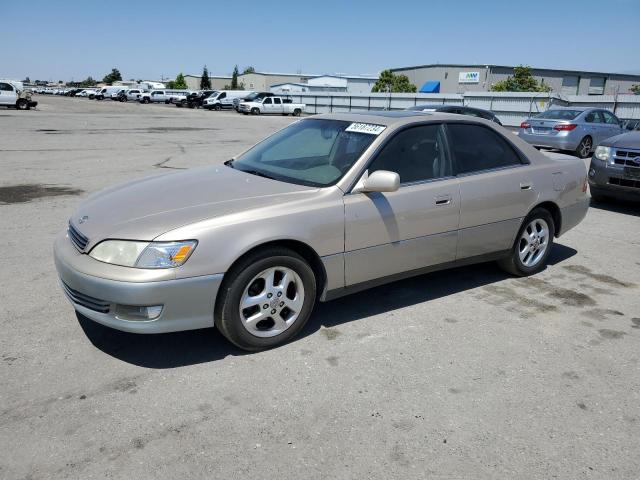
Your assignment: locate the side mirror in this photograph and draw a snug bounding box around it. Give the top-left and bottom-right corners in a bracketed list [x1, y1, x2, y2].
[353, 170, 400, 193]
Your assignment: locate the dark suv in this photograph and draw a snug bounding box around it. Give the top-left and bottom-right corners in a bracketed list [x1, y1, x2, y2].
[406, 104, 502, 125]
[588, 131, 640, 202]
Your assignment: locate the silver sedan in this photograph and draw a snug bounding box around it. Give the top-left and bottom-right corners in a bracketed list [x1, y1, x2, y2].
[519, 107, 623, 158]
[54, 112, 589, 350]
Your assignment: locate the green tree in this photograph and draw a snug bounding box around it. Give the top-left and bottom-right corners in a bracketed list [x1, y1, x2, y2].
[102, 68, 122, 85]
[371, 70, 417, 93]
[80, 76, 97, 87]
[243, 66, 256, 74]
[173, 73, 187, 89]
[200, 65, 211, 89]
[230, 65, 239, 89]
[631, 84, 640, 95]
[490, 66, 551, 92]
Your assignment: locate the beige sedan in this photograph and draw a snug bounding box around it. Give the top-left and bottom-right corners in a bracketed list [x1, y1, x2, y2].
[54, 112, 589, 350]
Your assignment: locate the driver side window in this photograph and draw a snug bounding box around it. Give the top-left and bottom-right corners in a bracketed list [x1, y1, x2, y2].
[368, 124, 451, 184]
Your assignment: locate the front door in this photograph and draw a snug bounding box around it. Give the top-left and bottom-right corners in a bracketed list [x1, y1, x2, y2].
[0, 82, 15, 105]
[344, 123, 460, 286]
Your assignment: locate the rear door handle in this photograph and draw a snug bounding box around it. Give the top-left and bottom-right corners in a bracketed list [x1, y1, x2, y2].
[520, 182, 533, 190]
[435, 194, 452, 205]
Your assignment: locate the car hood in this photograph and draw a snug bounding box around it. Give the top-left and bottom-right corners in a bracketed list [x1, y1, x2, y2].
[70, 165, 317, 247]
[600, 131, 640, 149]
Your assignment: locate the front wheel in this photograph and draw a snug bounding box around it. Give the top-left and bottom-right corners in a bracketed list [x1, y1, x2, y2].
[215, 247, 317, 351]
[251, 108, 260, 115]
[213, 104, 221, 111]
[142, 98, 150, 104]
[16, 99, 29, 110]
[575, 136, 592, 159]
[497, 208, 555, 276]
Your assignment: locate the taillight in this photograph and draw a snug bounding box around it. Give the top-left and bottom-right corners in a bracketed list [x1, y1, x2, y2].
[520, 122, 531, 129]
[554, 124, 577, 131]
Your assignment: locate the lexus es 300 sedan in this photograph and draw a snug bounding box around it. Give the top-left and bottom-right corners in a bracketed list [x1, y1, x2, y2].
[55, 112, 589, 350]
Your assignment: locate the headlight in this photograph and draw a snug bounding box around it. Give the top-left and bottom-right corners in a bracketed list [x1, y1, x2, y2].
[594, 146, 612, 163]
[89, 240, 197, 268]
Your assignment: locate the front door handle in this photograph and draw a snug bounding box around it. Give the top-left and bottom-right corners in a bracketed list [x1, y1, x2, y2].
[435, 194, 452, 205]
[520, 182, 533, 190]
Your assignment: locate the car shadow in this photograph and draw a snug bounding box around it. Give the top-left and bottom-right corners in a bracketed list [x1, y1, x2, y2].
[78, 243, 577, 369]
[590, 197, 640, 217]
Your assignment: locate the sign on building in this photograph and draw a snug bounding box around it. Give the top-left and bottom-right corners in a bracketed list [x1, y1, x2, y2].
[458, 71, 480, 84]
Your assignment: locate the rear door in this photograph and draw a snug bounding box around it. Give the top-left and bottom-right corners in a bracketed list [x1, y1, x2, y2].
[447, 122, 535, 259]
[584, 110, 606, 146]
[272, 97, 284, 114]
[344, 123, 460, 285]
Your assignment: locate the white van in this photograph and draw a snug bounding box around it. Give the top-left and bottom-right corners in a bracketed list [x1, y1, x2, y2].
[203, 90, 254, 110]
[95, 86, 124, 100]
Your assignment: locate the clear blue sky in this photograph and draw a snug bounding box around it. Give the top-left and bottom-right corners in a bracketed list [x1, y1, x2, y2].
[3, 0, 639, 82]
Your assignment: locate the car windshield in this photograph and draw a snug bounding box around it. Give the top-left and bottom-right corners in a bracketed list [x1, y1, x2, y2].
[536, 109, 582, 120]
[230, 119, 380, 187]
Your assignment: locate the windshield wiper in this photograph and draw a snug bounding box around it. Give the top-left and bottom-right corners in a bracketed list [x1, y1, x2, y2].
[239, 169, 277, 180]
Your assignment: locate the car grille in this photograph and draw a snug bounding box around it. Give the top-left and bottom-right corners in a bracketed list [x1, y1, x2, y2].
[61, 281, 111, 313]
[609, 177, 640, 189]
[68, 222, 89, 251]
[613, 148, 640, 168]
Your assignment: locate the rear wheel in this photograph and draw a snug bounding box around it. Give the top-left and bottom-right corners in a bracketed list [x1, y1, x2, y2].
[497, 208, 555, 276]
[575, 136, 592, 159]
[293, 108, 302, 117]
[215, 247, 316, 351]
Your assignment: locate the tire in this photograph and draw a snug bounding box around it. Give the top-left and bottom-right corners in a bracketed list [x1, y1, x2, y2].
[215, 247, 317, 351]
[142, 98, 150, 104]
[16, 99, 29, 110]
[251, 108, 260, 115]
[575, 136, 593, 159]
[242, 112, 248, 115]
[497, 208, 555, 277]
[213, 104, 221, 111]
[293, 108, 301, 117]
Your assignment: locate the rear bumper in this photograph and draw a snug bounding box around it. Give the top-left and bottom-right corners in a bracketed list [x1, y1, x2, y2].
[518, 131, 579, 151]
[588, 157, 640, 200]
[54, 232, 223, 334]
[558, 197, 589, 236]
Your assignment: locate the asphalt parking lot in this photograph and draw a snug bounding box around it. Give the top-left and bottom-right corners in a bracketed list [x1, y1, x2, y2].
[1, 96, 639, 479]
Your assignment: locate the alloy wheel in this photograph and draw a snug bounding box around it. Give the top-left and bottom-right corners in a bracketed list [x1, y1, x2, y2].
[518, 218, 550, 267]
[238, 267, 305, 338]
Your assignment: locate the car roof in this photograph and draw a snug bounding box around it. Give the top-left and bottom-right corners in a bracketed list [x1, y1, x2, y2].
[311, 111, 488, 127]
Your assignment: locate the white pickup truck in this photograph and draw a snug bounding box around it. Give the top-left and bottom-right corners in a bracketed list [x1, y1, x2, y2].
[238, 96, 304, 116]
[0, 80, 37, 110]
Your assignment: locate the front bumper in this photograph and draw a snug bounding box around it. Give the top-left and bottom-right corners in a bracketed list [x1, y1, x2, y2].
[54, 231, 223, 333]
[588, 157, 640, 200]
[518, 130, 579, 151]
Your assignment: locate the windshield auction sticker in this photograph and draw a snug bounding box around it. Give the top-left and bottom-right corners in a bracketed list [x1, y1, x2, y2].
[345, 123, 386, 135]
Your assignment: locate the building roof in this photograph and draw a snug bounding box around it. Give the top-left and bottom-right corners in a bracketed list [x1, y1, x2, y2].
[185, 74, 232, 79]
[390, 63, 640, 78]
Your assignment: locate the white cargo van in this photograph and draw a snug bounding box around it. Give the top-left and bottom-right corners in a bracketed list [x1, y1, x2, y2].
[95, 86, 124, 100]
[203, 90, 253, 110]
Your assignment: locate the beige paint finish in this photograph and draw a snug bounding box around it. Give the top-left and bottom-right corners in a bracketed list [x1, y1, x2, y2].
[58, 112, 589, 311]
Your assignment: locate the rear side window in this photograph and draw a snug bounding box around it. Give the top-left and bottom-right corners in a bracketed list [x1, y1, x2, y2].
[585, 111, 604, 123]
[448, 124, 523, 175]
[601, 111, 619, 125]
[274, 98, 282, 104]
[368, 124, 451, 184]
